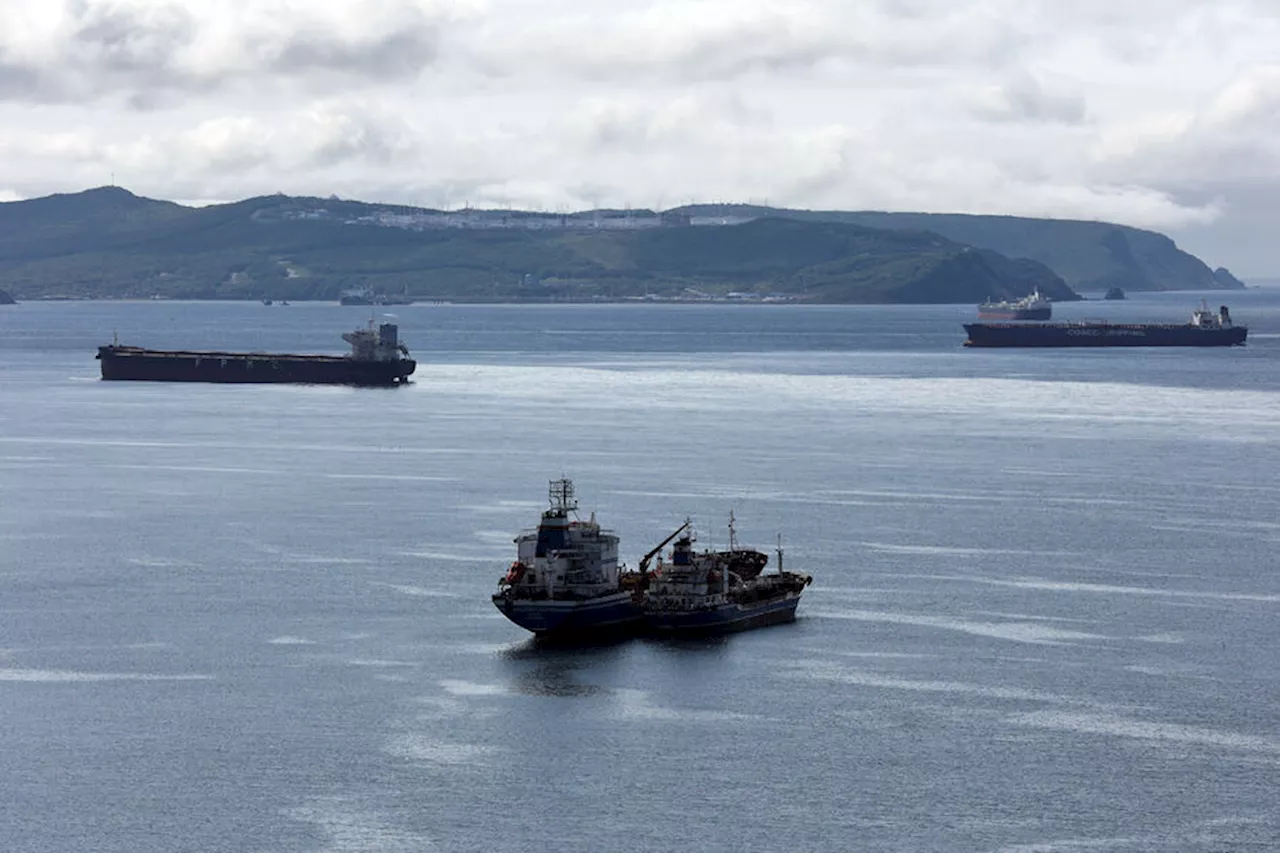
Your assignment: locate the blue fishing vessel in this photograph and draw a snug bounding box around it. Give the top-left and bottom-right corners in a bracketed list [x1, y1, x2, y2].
[642, 514, 812, 636]
[492, 479, 643, 640]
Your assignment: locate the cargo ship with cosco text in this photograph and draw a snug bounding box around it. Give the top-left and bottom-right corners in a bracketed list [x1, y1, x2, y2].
[964, 303, 1247, 348]
[97, 321, 416, 385]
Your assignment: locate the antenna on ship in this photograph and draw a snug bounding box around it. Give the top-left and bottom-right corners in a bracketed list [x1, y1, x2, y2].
[728, 509, 737, 552]
[549, 477, 577, 514]
[776, 533, 784, 574]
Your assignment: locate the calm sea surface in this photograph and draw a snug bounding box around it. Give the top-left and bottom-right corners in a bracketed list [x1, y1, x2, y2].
[2, 292, 1279, 852]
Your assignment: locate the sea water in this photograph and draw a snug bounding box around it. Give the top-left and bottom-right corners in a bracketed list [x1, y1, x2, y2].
[1, 292, 1278, 852]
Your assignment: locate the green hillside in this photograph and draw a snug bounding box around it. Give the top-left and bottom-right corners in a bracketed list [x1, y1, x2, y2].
[673, 204, 1243, 293]
[0, 189, 1080, 303]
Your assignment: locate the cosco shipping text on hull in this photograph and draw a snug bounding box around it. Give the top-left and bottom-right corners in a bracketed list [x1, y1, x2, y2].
[964, 304, 1247, 348]
[964, 325, 1247, 347]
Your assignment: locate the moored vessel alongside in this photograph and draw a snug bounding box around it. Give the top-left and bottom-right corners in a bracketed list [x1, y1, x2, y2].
[97, 321, 416, 385]
[977, 290, 1052, 321]
[492, 479, 644, 640]
[964, 303, 1247, 348]
[641, 514, 812, 636]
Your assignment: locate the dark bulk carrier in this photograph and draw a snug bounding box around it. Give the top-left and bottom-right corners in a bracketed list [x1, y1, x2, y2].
[641, 514, 812, 636]
[97, 321, 416, 385]
[964, 303, 1247, 348]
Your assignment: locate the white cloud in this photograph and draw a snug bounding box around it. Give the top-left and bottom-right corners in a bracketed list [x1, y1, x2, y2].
[0, 0, 1278, 272]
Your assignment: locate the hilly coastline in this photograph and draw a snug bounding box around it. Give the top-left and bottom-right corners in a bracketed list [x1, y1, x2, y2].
[673, 204, 1243, 295]
[0, 187, 1242, 304]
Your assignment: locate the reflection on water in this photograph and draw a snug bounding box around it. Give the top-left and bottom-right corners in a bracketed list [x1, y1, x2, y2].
[496, 635, 631, 659]
[513, 663, 609, 698]
[496, 637, 628, 698]
[642, 635, 733, 654]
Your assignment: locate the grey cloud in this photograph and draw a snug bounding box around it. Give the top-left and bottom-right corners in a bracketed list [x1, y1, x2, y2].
[570, 93, 774, 157]
[1098, 69, 1280, 190]
[0, 51, 42, 99]
[0, 1, 442, 107]
[1167, 181, 1280, 276]
[456, 4, 1031, 86]
[303, 117, 418, 170]
[264, 26, 438, 80]
[71, 0, 197, 75]
[1087, 66, 1280, 272]
[973, 78, 1088, 125]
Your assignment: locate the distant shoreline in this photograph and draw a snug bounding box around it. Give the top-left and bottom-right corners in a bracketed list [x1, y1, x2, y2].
[11, 285, 1270, 307]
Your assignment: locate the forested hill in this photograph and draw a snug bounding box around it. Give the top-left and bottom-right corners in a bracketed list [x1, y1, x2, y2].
[673, 204, 1243, 293]
[0, 187, 1228, 303]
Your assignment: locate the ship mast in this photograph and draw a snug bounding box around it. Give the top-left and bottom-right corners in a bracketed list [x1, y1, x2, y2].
[549, 478, 577, 514]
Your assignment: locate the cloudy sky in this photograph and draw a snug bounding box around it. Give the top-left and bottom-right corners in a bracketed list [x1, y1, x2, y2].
[1, 0, 1277, 274]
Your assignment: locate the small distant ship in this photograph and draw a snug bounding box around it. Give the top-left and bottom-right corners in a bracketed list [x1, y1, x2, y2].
[977, 290, 1052, 321]
[964, 303, 1247, 348]
[339, 287, 376, 306]
[492, 479, 644, 640]
[641, 514, 812, 636]
[339, 287, 414, 306]
[97, 322, 416, 385]
[378, 287, 414, 306]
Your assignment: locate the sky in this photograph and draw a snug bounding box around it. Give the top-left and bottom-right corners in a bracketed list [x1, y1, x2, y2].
[1, 0, 1277, 275]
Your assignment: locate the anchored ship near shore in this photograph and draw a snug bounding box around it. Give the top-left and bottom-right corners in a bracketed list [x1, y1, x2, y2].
[339, 286, 414, 306]
[97, 321, 416, 385]
[964, 303, 1247, 348]
[977, 290, 1052, 321]
[642, 514, 812, 636]
[492, 479, 644, 640]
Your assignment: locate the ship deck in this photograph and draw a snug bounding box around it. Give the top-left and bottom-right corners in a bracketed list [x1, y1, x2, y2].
[103, 346, 353, 362]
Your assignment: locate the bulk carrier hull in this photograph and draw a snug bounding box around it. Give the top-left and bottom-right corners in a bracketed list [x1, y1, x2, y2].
[96, 322, 416, 386]
[97, 347, 415, 385]
[964, 323, 1247, 348]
